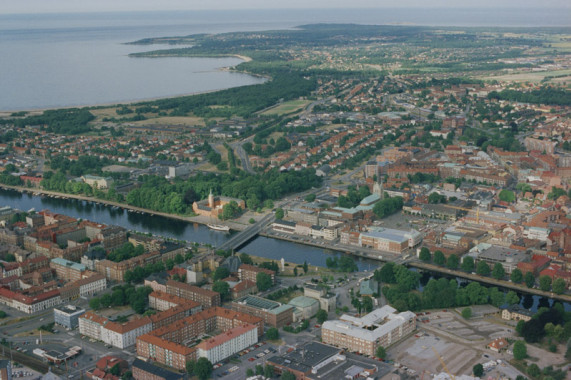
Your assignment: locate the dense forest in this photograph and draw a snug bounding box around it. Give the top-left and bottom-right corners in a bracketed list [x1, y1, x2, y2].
[138, 73, 316, 118]
[124, 168, 322, 215]
[488, 86, 571, 106]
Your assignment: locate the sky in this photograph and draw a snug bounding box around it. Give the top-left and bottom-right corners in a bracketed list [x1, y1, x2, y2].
[2, 0, 570, 14]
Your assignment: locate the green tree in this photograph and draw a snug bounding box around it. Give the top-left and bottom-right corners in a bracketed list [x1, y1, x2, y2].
[510, 268, 523, 283]
[212, 281, 230, 301]
[275, 208, 284, 220]
[461, 256, 475, 272]
[498, 190, 515, 203]
[195, 357, 213, 380]
[89, 297, 101, 310]
[109, 364, 121, 376]
[281, 371, 296, 380]
[527, 363, 540, 377]
[419, 247, 431, 262]
[111, 289, 125, 307]
[539, 275, 552, 291]
[185, 360, 196, 376]
[433, 250, 446, 266]
[303, 261, 308, 274]
[476, 261, 490, 276]
[100, 294, 112, 308]
[378, 262, 396, 283]
[316, 309, 328, 324]
[220, 201, 241, 220]
[266, 327, 279, 341]
[492, 263, 505, 280]
[376, 346, 386, 359]
[462, 308, 472, 319]
[506, 291, 520, 305]
[489, 287, 505, 308]
[304, 194, 316, 202]
[446, 254, 459, 270]
[473, 363, 484, 377]
[362, 297, 374, 313]
[256, 272, 273, 292]
[553, 278, 566, 294]
[513, 340, 527, 360]
[246, 369, 254, 377]
[174, 253, 185, 264]
[525, 272, 535, 288]
[548, 186, 566, 200]
[213, 267, 230, 281]
[264, 364, 275, 379]
[516, 320, 526, 336]
[240, 253, 253, 265]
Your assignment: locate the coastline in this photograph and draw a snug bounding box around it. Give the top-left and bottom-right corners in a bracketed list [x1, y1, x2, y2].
[0, 54, 259, 115]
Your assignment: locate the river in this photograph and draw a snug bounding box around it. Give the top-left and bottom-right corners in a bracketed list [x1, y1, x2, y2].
[3, 189, 568, 310]
[0, 189, 379, 271]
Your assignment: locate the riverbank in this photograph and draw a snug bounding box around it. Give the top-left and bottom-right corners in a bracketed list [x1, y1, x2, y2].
[0, 185, 251, 232]
[410, 261, 571, 304]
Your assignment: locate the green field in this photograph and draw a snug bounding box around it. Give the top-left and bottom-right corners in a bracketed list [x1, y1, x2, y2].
[478, 68, 571, 84]
[261, 100, 311, 115]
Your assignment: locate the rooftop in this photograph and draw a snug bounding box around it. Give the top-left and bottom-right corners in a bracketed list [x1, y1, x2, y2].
[234, 295, 281, 311]
[322, 305, 416, 343]
[132, 359, 186, 380]
[267, 342, 340, 374]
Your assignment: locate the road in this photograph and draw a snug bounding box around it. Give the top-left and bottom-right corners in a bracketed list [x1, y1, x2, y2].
[229, 137, 256, 175]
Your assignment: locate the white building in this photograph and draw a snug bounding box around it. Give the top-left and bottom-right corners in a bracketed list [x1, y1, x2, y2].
[322, 306, 416, 356]
[101, 318, 153, 349]
[196, 324, 258, 364]
[8, 290, 61, 314]
[79, 311, 153, 349]
[77, 274, 107, 297]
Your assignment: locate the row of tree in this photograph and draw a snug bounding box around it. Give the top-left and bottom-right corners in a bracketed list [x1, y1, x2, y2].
[418, 247, 567, 294]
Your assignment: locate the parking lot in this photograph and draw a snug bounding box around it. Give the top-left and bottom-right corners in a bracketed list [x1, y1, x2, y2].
[211, 341, 279, 379]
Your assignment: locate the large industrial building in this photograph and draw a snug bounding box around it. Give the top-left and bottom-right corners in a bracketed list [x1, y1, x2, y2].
[359, 227, 422, 253]
[231, 295, 294, 328]
[322, 306, 416, 356]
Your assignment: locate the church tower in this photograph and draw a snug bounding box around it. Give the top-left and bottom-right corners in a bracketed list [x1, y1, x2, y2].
[208, 189, 214, 208]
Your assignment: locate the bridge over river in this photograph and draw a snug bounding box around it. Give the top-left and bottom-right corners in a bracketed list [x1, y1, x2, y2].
[216, 213, 276, 251]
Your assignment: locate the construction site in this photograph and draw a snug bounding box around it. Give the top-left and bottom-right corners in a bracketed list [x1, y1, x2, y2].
[387, 306, 526, 379]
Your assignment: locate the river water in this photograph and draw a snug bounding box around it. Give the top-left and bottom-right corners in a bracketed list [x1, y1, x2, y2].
[0, 189, 378, 271]
[2, 189, 568, 310]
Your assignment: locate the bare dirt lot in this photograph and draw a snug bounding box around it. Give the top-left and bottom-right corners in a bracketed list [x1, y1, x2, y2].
[389, 307, 526, 377]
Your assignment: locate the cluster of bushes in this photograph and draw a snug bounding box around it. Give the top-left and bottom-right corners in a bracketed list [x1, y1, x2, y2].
[283, 319, 309, 333]
[266, 285, 299, 301]
[88, 285, 152, 314]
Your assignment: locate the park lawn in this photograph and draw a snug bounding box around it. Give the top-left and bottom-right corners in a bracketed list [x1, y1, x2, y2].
[477, 68, 571, 84]
[262, 100, 311, 116]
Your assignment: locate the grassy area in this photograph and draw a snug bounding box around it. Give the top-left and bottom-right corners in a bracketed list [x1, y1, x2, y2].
[478, 68, 571, 84]
[261, 100, 311, 115]
[15, 329, 52, 337]
[275, 290, 303, 304]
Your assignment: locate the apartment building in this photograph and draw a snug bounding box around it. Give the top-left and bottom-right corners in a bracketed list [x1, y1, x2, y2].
[165, 280, 220, 308]
[322, 306, 416, 356]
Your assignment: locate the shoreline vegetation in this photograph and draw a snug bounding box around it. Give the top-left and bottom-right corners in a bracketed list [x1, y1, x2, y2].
[0, 184, 250, 232]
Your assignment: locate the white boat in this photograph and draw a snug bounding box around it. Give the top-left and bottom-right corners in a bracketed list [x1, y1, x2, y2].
[207, 224, 230, 232]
